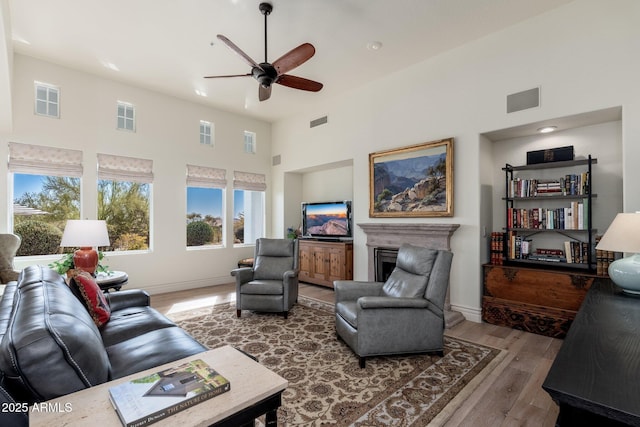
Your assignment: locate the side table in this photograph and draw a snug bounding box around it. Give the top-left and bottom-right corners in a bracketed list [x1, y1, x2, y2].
[95, 270, 128, 292]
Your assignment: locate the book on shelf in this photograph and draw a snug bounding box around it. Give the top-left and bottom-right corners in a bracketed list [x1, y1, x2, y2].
[489, 232, 505, 265]
[563, 240, 590, 264]
[508, 173, 590, 198]
[109, 359, 231, 427]
[595, 235, 617, 277]
[507, 203, 587, 230]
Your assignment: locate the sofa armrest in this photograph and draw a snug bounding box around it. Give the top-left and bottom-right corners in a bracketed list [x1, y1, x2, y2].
[231, 267, 254, 285]
[334, 281, 383, 303]
[283, 269, 298, 280]
[105, 289, 150, 311]
[358, 296, 429, 310]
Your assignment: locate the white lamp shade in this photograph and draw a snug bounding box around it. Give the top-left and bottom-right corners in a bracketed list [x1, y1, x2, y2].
[595, 213, 640, 254]
[60, 220, 110, 247]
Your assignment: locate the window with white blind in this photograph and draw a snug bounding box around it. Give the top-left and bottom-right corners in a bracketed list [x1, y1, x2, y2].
[186, 165, 226, 248]
[34, 82, 60, 118]
[243, 131, 256, 154]
[9, 142, 82, 256]
[116, 101, 136, 131]
[233, 171, 266, 245]
[97, 153, 152, 251]
[200, 121, 213, 146]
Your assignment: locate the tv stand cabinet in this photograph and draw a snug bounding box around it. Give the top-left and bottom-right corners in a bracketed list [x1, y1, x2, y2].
[298, 240, 353, 288]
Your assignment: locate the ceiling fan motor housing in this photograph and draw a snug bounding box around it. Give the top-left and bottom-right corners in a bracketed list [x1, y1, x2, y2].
[253, 63, 277, 88]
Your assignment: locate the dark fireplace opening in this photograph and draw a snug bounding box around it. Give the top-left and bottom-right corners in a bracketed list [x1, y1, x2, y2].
[374, 247, 398, 282]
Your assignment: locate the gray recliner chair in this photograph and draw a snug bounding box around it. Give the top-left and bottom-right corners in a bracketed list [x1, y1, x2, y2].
[0, 234, 21, 285]
[335, 243, 453, 368]
[232, 238, 299, 319]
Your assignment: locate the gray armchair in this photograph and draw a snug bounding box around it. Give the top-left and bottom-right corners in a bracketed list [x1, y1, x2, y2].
[335, 243, 453, 368]
[0, 234, 21, 284]
[231, 238, 299, 319]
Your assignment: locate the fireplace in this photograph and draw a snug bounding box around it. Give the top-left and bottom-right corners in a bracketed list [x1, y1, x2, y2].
[358, 223, 464, 328]
[374, 247, 398, 282]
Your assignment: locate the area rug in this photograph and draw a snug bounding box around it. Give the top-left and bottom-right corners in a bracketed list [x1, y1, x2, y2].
[169, 296, 503, 426]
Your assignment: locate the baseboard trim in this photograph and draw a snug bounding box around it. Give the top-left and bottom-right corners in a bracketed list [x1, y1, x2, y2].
[143, 276, 232, 295]
[451, 303, 482, 323]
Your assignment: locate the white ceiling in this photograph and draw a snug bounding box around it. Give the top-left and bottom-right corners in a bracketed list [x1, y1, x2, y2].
[7, 0, 574, 123]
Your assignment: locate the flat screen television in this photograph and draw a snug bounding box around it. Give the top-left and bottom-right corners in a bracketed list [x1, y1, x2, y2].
[301, 201, 352, 240]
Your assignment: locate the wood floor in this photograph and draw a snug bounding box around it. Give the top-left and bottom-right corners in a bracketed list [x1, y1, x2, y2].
[151, 282, 560, 427]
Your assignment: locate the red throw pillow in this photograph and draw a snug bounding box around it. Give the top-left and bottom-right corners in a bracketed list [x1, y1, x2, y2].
[69, 271, 111, 327]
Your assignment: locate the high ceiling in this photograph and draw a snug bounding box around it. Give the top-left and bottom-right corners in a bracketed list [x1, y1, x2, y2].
[7, 0, 573, 122]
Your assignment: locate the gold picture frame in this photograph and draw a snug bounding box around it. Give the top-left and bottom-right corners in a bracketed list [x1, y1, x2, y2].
[369, 138, 454, 217]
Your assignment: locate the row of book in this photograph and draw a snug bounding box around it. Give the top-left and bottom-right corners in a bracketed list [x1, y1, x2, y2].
[489, 232, 505, 265]
[595, 236, 618, 277]
[507, 202, 588, 230]
[508, 173, 590, 198]
[489, 232, 615, 276]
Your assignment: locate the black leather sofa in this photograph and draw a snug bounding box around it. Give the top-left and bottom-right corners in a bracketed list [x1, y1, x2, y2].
[0, 265, 207, 426]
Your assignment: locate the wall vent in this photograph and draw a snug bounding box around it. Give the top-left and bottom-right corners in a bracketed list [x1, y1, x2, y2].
[507, 87, 540, 113]
[310, 115, 328, 128]
[272, 154, 281, 166]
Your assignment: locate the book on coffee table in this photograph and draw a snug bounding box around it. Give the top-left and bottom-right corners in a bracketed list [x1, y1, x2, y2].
[109, 359, 230, 427]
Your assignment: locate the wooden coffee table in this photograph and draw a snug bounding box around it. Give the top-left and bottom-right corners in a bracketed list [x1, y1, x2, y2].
[29, 345, 288, 426]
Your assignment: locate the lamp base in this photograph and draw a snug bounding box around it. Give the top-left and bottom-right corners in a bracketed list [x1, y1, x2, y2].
[73, 247, 98, 275]
[609, 254, 640, 295]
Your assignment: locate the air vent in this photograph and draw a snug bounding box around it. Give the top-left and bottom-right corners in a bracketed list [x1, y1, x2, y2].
[507, 87, 540, 113]
[310, 116, 328, 128]
[272, 155, 281, 166]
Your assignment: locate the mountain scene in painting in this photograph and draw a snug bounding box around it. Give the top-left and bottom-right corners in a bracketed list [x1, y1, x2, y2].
[373, 152, 447, 213]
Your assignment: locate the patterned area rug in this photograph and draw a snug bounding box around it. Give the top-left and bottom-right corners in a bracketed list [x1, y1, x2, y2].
[169, 296, 502, 426]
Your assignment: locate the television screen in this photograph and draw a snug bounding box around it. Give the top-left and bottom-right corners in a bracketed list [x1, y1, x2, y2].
[302, 201, 352, 239]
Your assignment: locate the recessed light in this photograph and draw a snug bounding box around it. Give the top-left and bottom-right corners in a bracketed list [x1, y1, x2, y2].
[537, 126, 557, 134]
[366, 41, 383, 51]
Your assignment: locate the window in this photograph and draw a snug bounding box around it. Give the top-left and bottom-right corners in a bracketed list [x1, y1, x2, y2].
[186, 165, 226, 247]
[117, 101, 136, 131]
[244, 131, 256, 154]
[97, 154, 152, 251]
[34, 82, 60, 118]
[200, 121, 213, 146]
[9, 142, 82, 256]
[233, 171, 266, 244]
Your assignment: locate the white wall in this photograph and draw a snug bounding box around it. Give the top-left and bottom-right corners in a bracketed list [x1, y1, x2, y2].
[271, 0, 640, 321]
[0, 54, 272, 294]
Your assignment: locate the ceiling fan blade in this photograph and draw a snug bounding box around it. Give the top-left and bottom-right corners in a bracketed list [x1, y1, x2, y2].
[272, 43, 316, 75]
[204, 73, 251, 79]
[276, 74, 323, 92]
[259, 85, 272, 102]
[217, 34, 263, 70]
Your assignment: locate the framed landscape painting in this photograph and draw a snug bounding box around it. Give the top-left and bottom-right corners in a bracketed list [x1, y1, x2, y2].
[369, 138, 454, 217]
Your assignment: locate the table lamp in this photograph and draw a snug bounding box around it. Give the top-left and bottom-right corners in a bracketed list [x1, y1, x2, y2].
[595, 212, 640, 295]
[60, 220, 110, 275]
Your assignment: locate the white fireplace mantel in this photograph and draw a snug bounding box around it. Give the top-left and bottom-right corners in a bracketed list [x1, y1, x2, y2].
[358, 222, 464, 328]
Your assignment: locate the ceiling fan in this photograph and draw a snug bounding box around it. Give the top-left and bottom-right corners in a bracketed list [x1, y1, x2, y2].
[204, 2, 323, 102]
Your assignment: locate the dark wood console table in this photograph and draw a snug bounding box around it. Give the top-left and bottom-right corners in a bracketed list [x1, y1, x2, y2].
[543, 278, 640, 426]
